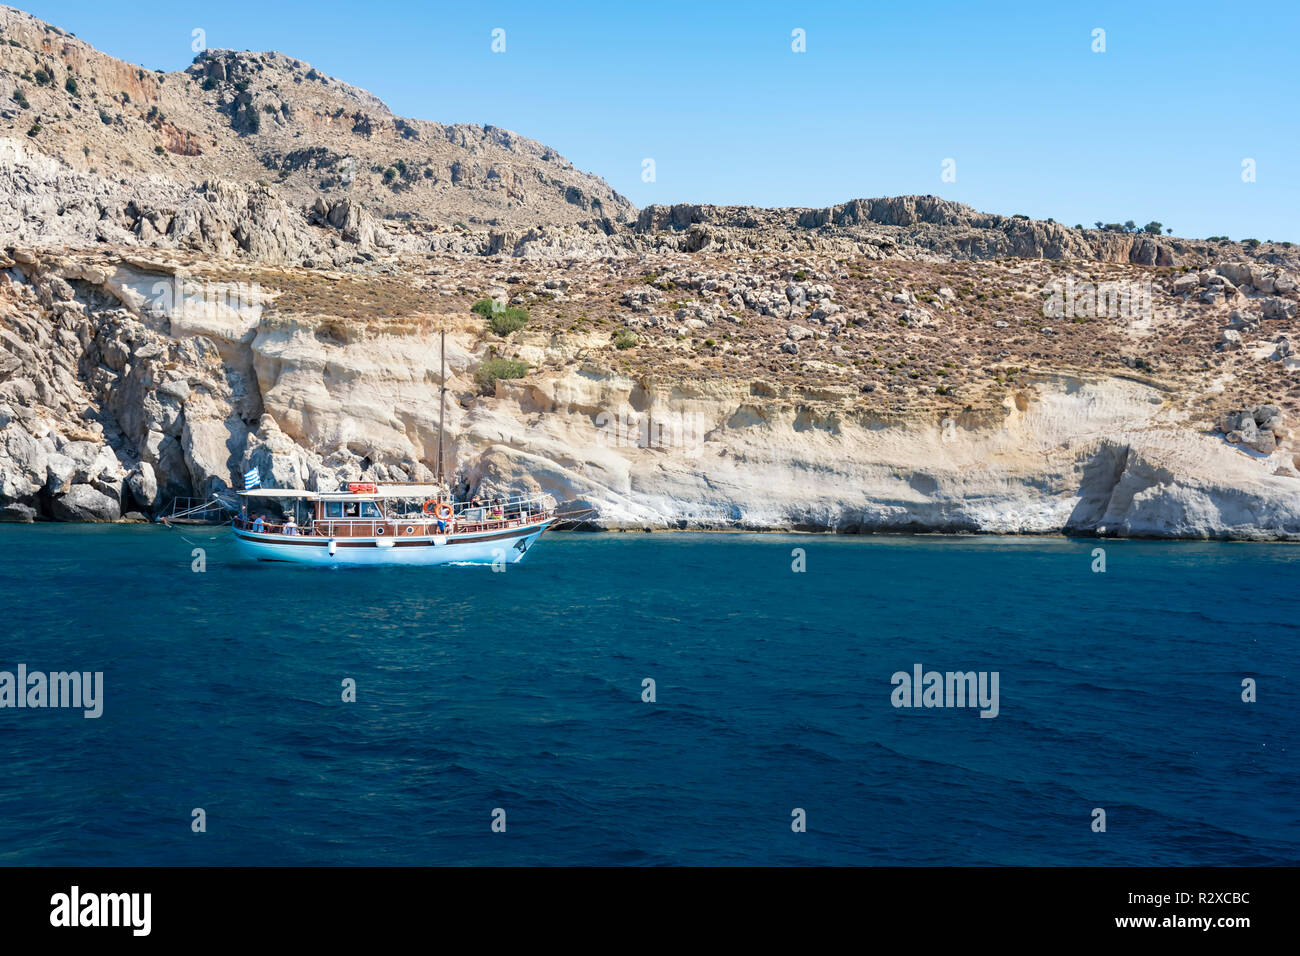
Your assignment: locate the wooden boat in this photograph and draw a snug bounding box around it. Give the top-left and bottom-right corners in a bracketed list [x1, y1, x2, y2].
[230, 330, 561, 566]
[232, 484, 557, 566]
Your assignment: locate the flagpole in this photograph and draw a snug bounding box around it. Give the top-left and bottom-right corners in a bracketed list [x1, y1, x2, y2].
[437, 328, 446, 491]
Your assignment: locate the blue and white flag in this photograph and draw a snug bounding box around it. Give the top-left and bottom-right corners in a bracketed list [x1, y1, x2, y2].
[243, 468, 261, 490]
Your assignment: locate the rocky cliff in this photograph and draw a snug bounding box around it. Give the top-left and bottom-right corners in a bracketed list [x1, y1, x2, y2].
[1, 6, 1297, 538]
[2, 243, 1296, 538]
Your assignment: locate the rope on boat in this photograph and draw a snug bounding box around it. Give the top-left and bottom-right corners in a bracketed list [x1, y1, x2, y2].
[157, 493, 239, 526]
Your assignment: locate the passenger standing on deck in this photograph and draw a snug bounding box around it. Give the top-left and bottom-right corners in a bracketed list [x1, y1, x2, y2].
[283, 514, 298, 535]
[251, 514, 265, 532]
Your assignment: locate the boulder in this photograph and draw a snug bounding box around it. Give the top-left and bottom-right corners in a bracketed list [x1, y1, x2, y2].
[1262, 297, 1297, 320]
[1217, 329, 1243, 350]
[127, 461, 159, 511]
[44, 452, 76, 493]
[0, 501, 38, 522]
[1253, 404, 1283, 432]
[1226, 309, 1260, 330]
[50, 484, 121, 522]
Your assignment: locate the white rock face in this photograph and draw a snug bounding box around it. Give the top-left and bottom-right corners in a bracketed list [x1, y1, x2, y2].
[2, 253, 1298, 538]
[455, 370, 1300, 539]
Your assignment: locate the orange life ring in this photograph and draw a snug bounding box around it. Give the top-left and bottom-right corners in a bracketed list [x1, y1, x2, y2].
[423, 499, 454, 520]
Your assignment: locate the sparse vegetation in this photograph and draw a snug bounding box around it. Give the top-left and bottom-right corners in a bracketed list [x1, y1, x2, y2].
[488, 307, 529, 336]
[474, 357, 529, 393]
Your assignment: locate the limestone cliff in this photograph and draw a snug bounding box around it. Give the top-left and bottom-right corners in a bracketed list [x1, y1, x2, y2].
[2, 247, 1297, 538]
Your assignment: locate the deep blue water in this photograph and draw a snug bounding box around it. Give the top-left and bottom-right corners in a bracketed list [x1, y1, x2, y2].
[0, 525, 1295, 866]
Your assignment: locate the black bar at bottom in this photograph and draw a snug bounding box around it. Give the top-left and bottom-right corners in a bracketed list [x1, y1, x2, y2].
[0, 866, 1283, 941]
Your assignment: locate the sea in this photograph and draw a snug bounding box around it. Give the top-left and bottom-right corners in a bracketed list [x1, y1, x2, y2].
[0, 524, 1295, 866]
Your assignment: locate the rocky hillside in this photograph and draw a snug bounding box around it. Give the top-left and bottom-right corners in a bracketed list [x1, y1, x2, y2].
[0, 5, 1297, 538]
[0, 4, 631, 241]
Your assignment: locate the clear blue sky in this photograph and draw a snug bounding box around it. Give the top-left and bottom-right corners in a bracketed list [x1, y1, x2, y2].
[23, 0, 1300, 240]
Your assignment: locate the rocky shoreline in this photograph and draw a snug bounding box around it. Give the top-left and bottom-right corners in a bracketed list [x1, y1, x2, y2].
[3, 246, 1297, 541]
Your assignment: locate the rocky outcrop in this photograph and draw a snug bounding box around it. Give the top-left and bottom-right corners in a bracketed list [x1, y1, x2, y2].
[1219, 405, 1287, 454]
[630, 198, 1293, 270]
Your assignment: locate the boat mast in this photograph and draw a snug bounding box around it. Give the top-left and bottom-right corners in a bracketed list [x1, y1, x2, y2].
[437, 328, 446, 490]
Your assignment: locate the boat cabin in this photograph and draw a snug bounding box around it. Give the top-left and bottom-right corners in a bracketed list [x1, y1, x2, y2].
[235, 482, 550, 539]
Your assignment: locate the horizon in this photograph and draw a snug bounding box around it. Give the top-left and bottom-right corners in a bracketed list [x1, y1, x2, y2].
[13, 0, 1300, 242]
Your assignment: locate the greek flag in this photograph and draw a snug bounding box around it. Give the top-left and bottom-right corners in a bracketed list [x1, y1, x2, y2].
[243, 468, 261, 490]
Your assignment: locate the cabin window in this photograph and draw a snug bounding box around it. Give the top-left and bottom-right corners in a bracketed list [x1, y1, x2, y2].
[324, 502, 344, 518]
[359, 501, 382, 518]
[343, 501, 360, 518]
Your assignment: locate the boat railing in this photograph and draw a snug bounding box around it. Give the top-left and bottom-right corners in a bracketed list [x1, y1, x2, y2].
[448, 492, 554, 518]
[234, 503, 554, 537]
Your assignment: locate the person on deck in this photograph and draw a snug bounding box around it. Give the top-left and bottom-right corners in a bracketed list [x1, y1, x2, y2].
[251, 514, 265, 532]
[283, 515, 298, 535]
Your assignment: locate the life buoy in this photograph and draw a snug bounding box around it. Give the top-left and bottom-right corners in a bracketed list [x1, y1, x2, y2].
[422, 500, 454, 520]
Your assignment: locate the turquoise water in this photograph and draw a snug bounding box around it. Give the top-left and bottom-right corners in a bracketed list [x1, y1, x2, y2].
[0, 524, 1295, 865]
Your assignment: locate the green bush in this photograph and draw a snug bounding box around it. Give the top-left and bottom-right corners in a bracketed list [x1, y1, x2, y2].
[11, 88, 28, 109]
[470, 297, 497, 317]
[64, 75, 77, 95]
[488, 307, 529, 336]
[613, 330, 637, 349]
[474, 357, 529, 393]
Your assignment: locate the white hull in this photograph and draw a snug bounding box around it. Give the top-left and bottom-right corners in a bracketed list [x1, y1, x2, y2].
[233, 520, 553, 566]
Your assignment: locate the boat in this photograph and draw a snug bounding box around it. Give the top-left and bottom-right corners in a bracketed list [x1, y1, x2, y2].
[229, 328, 561, 566]
[232, 484, 558, 566]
